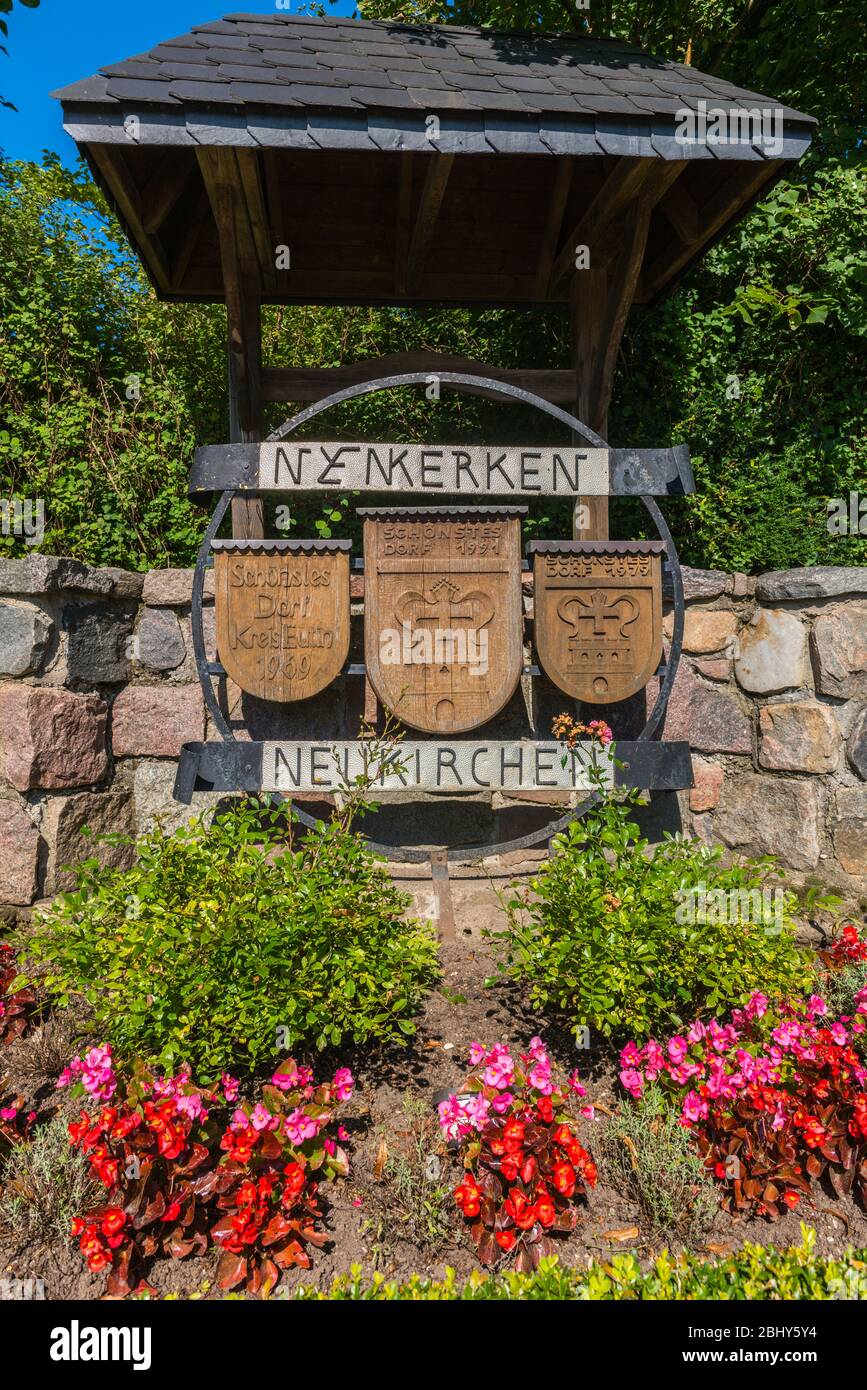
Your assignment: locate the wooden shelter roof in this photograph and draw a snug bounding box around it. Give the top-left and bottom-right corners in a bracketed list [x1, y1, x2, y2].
[53, 13, 815, 310]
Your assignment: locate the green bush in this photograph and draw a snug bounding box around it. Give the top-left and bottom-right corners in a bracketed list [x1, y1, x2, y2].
[18, 801, 439, 1077]
[488, 791, 813, 1043]
[603, 1086, 717, 1246]
[283, 1229, 867, 1300]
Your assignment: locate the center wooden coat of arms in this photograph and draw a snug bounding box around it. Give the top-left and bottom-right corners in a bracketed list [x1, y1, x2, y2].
[528, 540, 666, 704]
[362, 506, 525, 734]
[213, 539, 350, 702]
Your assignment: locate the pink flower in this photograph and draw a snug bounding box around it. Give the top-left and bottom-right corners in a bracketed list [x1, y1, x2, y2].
[681, 1091, 708, 1124]
[270, 1064, 313, 1092]
[687, 1020, 706, 1044]
[491, 1090, 513, 1114]
[807, 995, 827, 1017]
[175, 1093, 208, 1123]
[620, 1042, 641, 1067]
[1, 1106, 18, 1121]
[468, 1042, 487, 1065]
[831, 1022, 848, 1046]
[221, 1073, 240, 1102]
[324, 1138, 336, 1156]
[667, 1036, 689, 1065]
[567, 1070, 587, 1097]
[620, 1067, 643, 1099]
[527, 1061, 554, 1095]
[484, 1056, 514, 1091]
[337, 1125, 349, 1141]
[284, 1109, 320, 1145]
[579, 1105, 596, 1121]
[745, 992, 769, 1020]
[332, 1067, 354, 1102]
[250, 1103, 278, 1133]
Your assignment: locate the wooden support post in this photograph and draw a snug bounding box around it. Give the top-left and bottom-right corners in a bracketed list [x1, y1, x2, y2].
[569, 166, 682, 539]
[197, 149, 266, 540]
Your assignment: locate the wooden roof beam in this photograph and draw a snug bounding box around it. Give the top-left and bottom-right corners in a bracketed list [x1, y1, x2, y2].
[88, 145, 172, 294]
[141, 157, 196, 236]
[549, 157, 686, 295]
[643, 160, 784, 300]
[405, 152, 455, 294]
[534, 156, 575, 300]
[261, 352, 578, 405]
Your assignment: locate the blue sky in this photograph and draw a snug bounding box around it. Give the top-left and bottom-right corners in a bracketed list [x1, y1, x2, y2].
[0, 0, 355, 163]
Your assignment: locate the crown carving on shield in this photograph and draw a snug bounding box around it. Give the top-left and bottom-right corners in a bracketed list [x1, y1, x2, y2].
[427, 577, 462, 604]
[557, 588, 638, 640]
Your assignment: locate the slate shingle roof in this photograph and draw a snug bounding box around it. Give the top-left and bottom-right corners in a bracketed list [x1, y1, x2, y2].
[53, 12, 815, 158]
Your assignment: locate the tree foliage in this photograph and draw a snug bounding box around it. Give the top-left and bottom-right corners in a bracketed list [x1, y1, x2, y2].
[0, 0, 865, 570]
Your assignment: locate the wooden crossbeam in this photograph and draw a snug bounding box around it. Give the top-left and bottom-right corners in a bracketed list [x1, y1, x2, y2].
[260, 352, 577, 405]
[406, 152, 454, 293]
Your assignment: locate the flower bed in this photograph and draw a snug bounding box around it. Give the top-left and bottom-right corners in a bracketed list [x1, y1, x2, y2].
[59, 1046, 352, 1297]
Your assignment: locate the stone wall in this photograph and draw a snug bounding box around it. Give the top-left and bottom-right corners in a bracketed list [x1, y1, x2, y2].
[0, 554, 864, 911]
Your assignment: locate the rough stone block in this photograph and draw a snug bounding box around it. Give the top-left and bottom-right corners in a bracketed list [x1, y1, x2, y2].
[662, 663, 752, 753]
[735, 608, 809, 694]
[758, 700, 841, 773]
[0, 600, 54, 676]
[689, 757, 724, 813]
[112, 685, 205, 757]
[756, 567, 867, 602]
[0, 684, 109, 791]
[715, 773, 823, 870]
[137, 607, 186, 671]
[141, 568, 214, 606]
[811, 603, 867, 700]
[132, 758, 221, 834]
[0, 797, 40, 904]
[848, 706, 867, 779]
[43, 791, 136, 894]
[679, 609, 737, 654]
[63, 602, 133, 684]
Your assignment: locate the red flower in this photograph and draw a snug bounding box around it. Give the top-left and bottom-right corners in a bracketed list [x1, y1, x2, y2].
[454, 1174, 483, 1219]
[552, 1161, 576, 1198]
[553, 1124, 573, 1148]
[782, 1191, 801, 1209]
[536, 1193, 556, 1228]
[504, 1188, 537, 1231]
[100, 1208, 126, 1237]
[536, 1096, 554, 1123]
[495, 1229, 517, 1252]
[503, 1119, 526, 1144]
[500, 1157, 520, 1184]
[161, 1199, 182, 1223]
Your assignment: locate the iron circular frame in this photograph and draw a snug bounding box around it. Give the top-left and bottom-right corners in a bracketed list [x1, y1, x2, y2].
[191, 371, 685, 863]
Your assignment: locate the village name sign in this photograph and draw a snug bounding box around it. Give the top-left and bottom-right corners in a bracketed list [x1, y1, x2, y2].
[176, 377, 694, 858]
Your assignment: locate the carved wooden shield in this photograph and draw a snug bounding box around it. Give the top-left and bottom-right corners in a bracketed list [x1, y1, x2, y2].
[530, 541, 666, 703]
[362, 507, 525, 734]
[213, 539, 350, 702]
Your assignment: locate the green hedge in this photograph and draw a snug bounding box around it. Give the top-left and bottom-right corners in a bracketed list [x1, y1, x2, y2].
[285, 1230, 867, 1300]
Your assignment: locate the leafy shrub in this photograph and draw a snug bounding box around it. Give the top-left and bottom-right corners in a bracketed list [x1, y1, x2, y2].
[17, 800, 439, 1077]
[63, 1047, 352, 1298]
[603, 1085, 717, 1245]
[619, 966, 867, 1220]
[489, 789, 813, 1043]
[286, 1229, 867, 1300]
[439, 1037, 596, 1272]
[0, 1114, 98, 1244]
